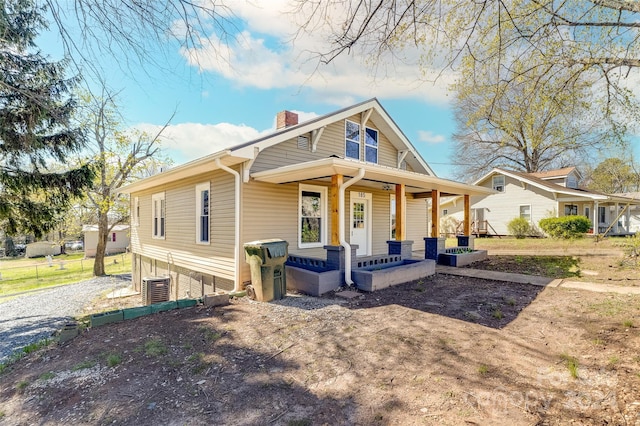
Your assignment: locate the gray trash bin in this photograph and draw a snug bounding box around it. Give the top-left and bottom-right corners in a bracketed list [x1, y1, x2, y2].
[243, 239, 289, 302]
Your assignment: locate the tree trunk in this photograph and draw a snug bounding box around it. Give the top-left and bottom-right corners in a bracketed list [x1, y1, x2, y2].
[93, 213, 109, 276]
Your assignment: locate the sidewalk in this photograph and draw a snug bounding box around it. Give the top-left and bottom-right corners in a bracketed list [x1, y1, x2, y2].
[436, 265, 640, 295]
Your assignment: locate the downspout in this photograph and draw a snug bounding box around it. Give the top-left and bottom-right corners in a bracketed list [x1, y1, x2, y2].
[339, 168, 366, 286]
[215, 158, 242, 292]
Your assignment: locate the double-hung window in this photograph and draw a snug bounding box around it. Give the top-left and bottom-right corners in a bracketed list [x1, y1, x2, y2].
[564, 204, 578, 216]
[492, 175, 505, 192]
[598, 206, 606, 223]
[519, 205, 531, 221]
[299, 184, 327, 248]
[345, 120, 360, 160]
[364, 127, 378, 163]
[196, 182, 210, 244]
[152, 192, 166, 239]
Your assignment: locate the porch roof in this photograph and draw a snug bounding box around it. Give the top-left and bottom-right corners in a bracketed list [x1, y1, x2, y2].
[251, 157, 495, 196]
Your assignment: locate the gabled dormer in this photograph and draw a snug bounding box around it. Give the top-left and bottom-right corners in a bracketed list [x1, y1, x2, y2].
[529, 167, 581, 189]
[238, 99, 435, 177]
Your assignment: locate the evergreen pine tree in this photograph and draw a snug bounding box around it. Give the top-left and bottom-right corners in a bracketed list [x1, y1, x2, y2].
[0, 0, 93, 237]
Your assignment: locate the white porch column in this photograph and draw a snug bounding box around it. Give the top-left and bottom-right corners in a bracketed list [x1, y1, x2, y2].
[615, 203, 619, 233]
[593, 201, 599, 235]
[626, 207, 631, 233]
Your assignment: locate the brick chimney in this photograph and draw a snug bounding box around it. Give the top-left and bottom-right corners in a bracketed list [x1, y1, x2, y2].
[276, 110, 298, 129]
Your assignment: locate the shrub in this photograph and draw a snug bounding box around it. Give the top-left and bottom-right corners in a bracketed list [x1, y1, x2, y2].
[507, 217, 531, 238]
[539, 216, 591, 239]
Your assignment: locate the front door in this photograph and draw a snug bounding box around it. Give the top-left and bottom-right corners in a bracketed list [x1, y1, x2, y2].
[350, 192, 371, 256]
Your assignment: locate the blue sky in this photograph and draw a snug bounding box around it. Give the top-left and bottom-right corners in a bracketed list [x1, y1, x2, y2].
[39, 2, 640, 181]
[40, 1, 463, 178]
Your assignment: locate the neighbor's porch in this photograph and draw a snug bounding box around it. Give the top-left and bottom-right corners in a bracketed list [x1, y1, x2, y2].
[558, 198, 640, 237]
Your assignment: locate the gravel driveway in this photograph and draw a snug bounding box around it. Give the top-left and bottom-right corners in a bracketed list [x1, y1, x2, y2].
[0, 275, 130, 363]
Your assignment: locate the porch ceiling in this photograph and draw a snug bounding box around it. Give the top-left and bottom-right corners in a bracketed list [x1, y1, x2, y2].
[251, 157, 495, 196]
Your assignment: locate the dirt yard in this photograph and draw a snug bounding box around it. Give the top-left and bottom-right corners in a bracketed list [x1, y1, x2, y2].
[1, 269, 639, 425]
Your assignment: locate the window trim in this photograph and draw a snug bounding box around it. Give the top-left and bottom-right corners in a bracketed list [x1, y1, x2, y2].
[195, 182, 210, 245]
[345, 119, 361, 160]
[364, 126, 378, 164]
[565, 204, 578, 216]
[298, 184, 327, 249]
[152, 192, 166, 239]
[519, 204, 532, 222]
[492, 175, 505, 192]
[133, 196, 140, 226]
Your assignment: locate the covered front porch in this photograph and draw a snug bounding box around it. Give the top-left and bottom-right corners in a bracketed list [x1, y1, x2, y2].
[252, 157, 494, 294]
[558, 196, 640, 237]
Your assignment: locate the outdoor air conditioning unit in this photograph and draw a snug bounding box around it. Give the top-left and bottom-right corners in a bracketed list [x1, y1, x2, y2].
[142, 276, 170, 305]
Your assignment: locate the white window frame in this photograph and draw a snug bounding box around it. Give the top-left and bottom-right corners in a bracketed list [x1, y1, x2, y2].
[584, 206, 590, 220]
[299, 184, 327, 249]
[364, 127, 378, 164]
[390, 194, 396, 240]
[598, 206, 606, 223]
[195, 182, 210, 245]
[519, 204, 531, 222]
[345, 119, 360, 160]
[152, 192, 166, 239]
[492, 175, 505, 192]
[133, 197, 140, 226]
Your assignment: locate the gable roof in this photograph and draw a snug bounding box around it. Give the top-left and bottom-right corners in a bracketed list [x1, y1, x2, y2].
[232, 98, 435, 176]
[82, 224, 130, 232]
[473, 168, 637, 203]
[119, 99, 440, 194]
[529, 167, 580, 180]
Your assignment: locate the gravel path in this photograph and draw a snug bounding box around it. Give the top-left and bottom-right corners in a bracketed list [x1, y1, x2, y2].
[0, 275, 131, 363]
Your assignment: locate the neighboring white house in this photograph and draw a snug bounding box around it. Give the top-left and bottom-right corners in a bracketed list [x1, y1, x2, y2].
[439, 167, 640, 237]
[82, 224, 130, 257]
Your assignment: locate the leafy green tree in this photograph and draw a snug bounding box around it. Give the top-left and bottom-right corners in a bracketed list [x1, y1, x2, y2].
[77, 89, 172, 276]
[586, 158, 640, 194]
[0, 1, 93, 238]
[450, 53, 626, 180]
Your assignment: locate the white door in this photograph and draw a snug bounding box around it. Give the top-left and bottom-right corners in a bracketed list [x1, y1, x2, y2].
[350, 192, 371, 256]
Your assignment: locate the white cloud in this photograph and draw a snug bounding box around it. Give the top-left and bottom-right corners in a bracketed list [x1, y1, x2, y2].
[134, 122, 266, 163]
[180, 2, 456, 106]
[418, 130, 446, 144]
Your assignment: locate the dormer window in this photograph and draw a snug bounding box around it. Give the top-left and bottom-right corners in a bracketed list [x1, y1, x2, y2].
[365, 127, 378, 164]
[567, 175, 578, 188]
[492, 175, 505, 192]
[345, 120, 360, 160]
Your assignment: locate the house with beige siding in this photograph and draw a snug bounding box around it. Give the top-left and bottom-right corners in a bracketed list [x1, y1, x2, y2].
[439, 167, 640, 237]
[118, 99, 493, 297]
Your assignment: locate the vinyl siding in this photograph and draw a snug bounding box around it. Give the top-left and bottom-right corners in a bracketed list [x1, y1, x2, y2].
[443, 175, 558, 235]
[406, 197, 428, 243]
[130, 168, 237, 284]
[252, 113, 402, 173]
[241, 179, 312, 284]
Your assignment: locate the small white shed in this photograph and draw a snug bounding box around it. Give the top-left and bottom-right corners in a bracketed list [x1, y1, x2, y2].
[82, 224, 130, 257]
